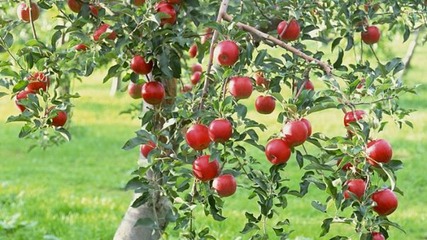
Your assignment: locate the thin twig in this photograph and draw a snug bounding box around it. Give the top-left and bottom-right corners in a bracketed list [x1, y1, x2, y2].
[352, 96, 395, 106]
[222, 14, 333, 75]
[0, 37, 25, 70]
[28, 0, 39, 41]
[198, 0, 231, 111]
[253, 0, 272, 21]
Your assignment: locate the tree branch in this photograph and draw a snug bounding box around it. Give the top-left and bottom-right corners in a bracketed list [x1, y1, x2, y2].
[222, 13, 333, 75]
[28, 0, 39, 41]
[198, 0, 230, 111]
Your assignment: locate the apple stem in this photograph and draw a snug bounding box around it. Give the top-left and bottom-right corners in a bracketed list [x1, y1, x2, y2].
[222, 14, 332, 75]
[28, 0, 39, 41]
[198, 0, 231, 111]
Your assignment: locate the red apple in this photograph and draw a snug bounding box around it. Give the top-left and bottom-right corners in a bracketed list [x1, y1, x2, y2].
[343, 179, 366, 199]
[26, 72, 50, 93]
[132, 0, 145, 6]
[213, 174, 237, 197]
[361, 26, 381, 44]
[128, 82, 143, 99]
[337, 158, 353, 171]
[140, 141, 156, 158]
[93, 24, 117, 41]
[185, 123, 211, 150]
[167, 0, 181, 4]
[254, 72, 269, 88]
[181, 84, 192, 93]
[15, 90, 31, 112]
[371, 189, 398, 216]
[371, 232, 385, 240]
[201, 28, 213, 44]
[300, 118, 312, 137]
[190, 71, 202, 85]
[344, 110, 366, 127]
[282, 120, 309, 147]
[141, 81, 165, 105]
[89, 5, 100, 17]
[277, 19, 300, 41]
[229, 76, 253, 99]
[191, 63, 202, 73]
[265, 138, 291, 165]
[189, 44, 198, 58]
[156, 2, 177, 26]
[192, 155, 220, 182]
[214, 40, 240, 66]
[130, 55, 153, 75]
[208, 118, 232, 143]
[366, 139, 392, 166]
[67, 0, 82, 13]
[17, 2, 40, 22]
[255, 95, 275, 114]
[75, 43, 88, 51]
[304, 80, 314, 91]
[49, 109, 68, 127]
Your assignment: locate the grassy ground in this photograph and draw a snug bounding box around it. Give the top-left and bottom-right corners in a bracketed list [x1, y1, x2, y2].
[1, 41, 427, 239]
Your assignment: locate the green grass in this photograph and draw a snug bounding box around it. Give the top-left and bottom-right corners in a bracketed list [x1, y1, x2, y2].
[1, 41, 427, 239]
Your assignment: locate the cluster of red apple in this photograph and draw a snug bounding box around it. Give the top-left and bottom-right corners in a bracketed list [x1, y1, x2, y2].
[14, 72, 67, 127]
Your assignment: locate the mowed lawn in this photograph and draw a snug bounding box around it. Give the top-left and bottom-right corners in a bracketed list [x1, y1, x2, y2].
[1, 41, 427, 239]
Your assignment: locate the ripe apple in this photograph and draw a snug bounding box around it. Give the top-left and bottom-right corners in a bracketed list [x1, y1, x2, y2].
[214, 40, 240, 67]
[190, 71, 202, 85]
[89, 5, 100, 17]
[93, 24, 117, 41]
[229, 76, 253, 99]
[265, 138, 291, 165]
[67, 0, 82, 13]
[185, 123, 211, 150]
[181, 84, 192, 93]
[189, 44, 198, 58]
[132, 0, 145, 6]
[17, 2, 40, 22]
[201, 28, 213, 44]
[361, 26, 381, 44]
[277, 19, 300, 41]
[344, 109, 366, 127]
[192, 155, 220, 182]
[208, 118, 232, 143]
[140, 141, 156, 158]
[130, 55, 153, 75]
[282, 120, 309, 147]
[254, 71, 269, 88]
[127, 82, 143, 99]
[371, 188, 398, 216]
[141, 81, 165, 105]
[364, 2, 380, 12]
[213, 174, 237, 197]
[255, 95, 275, 114]
[337, 158, 353, 171]
[75, 43, 88, 51]
[300, 118, 312, 137]
[191, 63, 202, 73]
[366, 139, 392, 166]
[26, 72, 50, 93]
[371, 232, 385, 240]
[156, 2, 177, 26]
[343, 179, 366, 199]
[15, 90, 31, 112]
[49, 109, 68, 127]
[304, 80, 314, 91]
[167, 0, 181, 4]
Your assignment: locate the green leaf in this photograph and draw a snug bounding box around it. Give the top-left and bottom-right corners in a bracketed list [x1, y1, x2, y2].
[51, 30, 62, 51]
[4, 32, 14, 48]
[103, 64, 121, 83]
[254, 49, 267, 66]
[320, 218, 333, 237]
[240, 222, 260, 234]
[56, 128, 72, 141]
[131, 192, 150, 208]
[122, 137, 144, 150]
[311, 200, 326, 213]
[134, 217, 156, 228]
[333, 48, 344, 69]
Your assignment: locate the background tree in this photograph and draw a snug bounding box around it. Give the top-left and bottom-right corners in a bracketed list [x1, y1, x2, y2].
[0, 0, 426, 239]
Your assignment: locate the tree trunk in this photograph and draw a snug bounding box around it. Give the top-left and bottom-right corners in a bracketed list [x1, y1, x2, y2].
[113, 156, 171, 240]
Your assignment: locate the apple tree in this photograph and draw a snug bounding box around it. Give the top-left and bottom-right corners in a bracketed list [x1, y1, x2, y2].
[0, 0, 425, 239]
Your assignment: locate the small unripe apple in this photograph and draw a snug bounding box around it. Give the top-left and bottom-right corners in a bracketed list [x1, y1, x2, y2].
[229, 76, 253, 99]
[213, 174, 237, 197]
[361, 26, 381, 44]
[255, 95, 275, 114]
[17, 2, 40, 22]
[130, 55, 153, 75]
[277, 19, 300, 41]
[214, 40, 240, 67]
